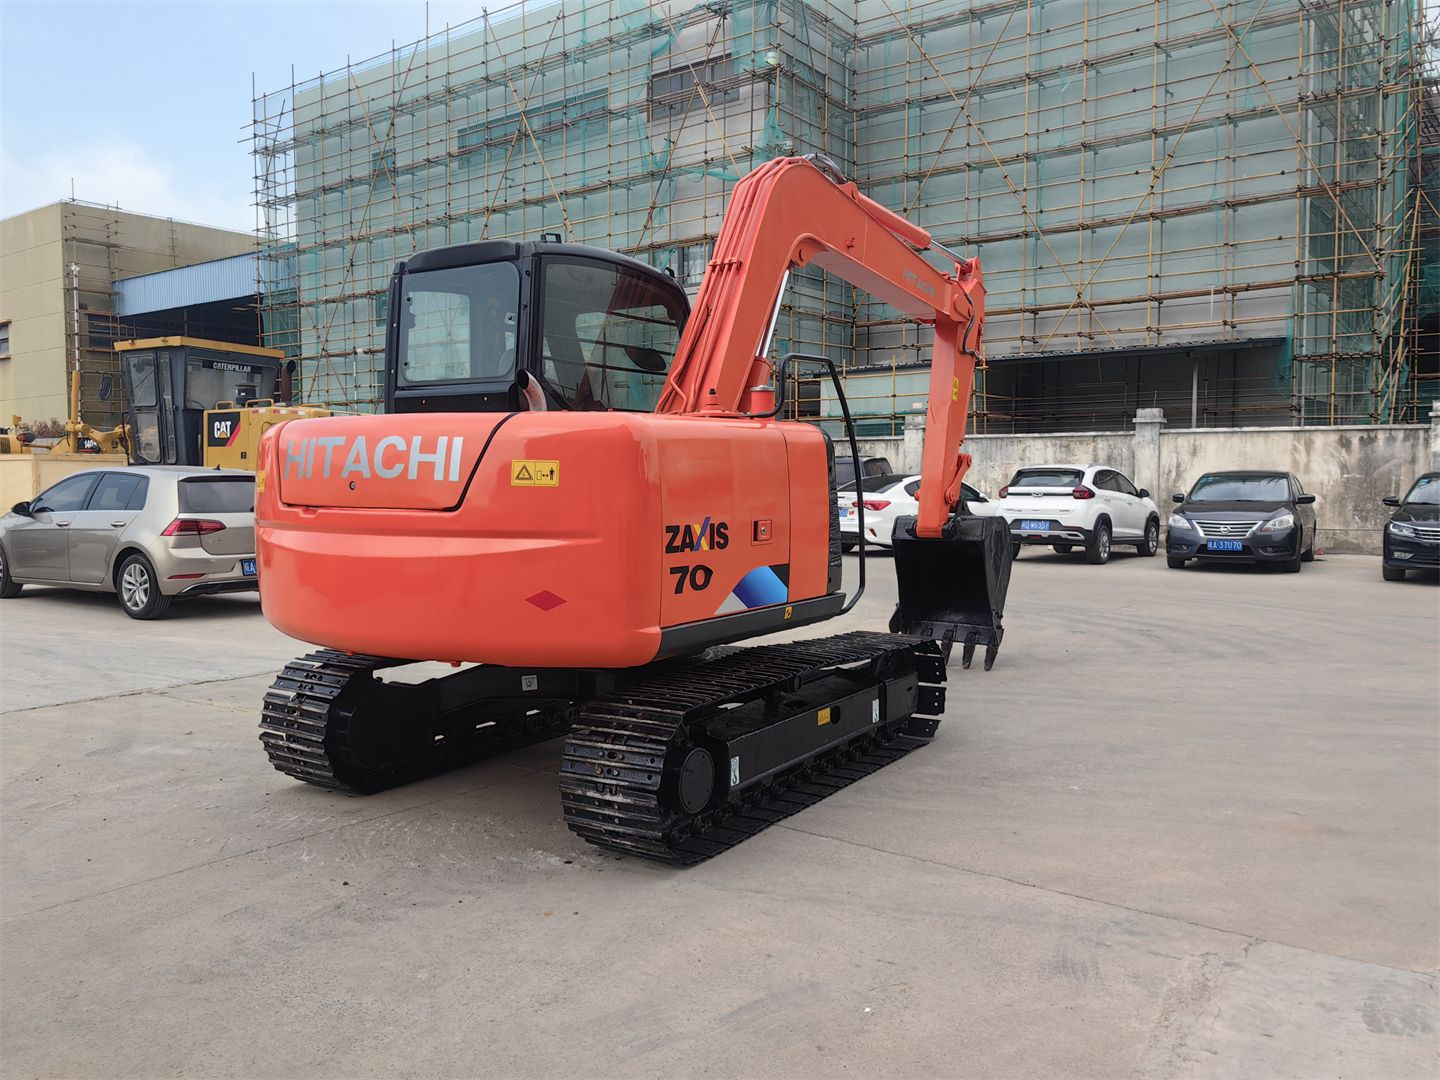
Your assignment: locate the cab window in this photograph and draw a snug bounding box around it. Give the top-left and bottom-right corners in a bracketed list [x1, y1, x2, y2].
[398, 262, 520, 386]
[33, 474, 98, 513]
[539, 259, 684, 412]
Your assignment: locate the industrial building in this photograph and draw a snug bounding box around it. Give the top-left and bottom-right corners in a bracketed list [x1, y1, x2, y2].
[0, 202, 255, 429]
[251, 0, 1437, 431]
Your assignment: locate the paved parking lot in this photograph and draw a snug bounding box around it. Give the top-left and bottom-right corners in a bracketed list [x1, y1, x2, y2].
[2, 551, 1436, 1078]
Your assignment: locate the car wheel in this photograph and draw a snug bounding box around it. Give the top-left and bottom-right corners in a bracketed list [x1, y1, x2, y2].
[1301, 542, 1315, 562]
[1085, 520, 1111, 564]
[1138, 518, 1159, 557]
[1166, 556, 1187, 569]
[1382, 565, 1405, 581]
[1281, 550, 1302, 574]
[1011, 542, 1021, 561]
[116, 553, 173, 620]
[0, 545, 22, 599]
[1053, 543, 1073, 554]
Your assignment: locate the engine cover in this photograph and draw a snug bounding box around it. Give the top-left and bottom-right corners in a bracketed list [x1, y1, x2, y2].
[255, 411, 836, 667]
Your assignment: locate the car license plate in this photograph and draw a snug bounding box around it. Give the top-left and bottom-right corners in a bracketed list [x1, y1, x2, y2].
[241, 559, 257, 576]
[1020, 520, 1049, 532]
[838, 507, 852, 519]
[1206, 540, 1243, 552]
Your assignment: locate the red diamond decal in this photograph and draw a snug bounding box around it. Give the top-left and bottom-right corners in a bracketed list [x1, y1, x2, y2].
[525, 590, 566, 612]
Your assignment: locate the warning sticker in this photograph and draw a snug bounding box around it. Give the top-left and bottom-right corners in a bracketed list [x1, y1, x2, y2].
[511, 459, 559, 487]
[817, 707, 832, 726]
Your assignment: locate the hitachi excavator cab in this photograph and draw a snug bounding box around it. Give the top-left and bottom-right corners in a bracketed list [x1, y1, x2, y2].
[383, 241, 690, 416]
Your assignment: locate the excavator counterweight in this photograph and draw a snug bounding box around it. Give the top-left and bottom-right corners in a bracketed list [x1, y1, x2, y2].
[253, 156, 1012, 864]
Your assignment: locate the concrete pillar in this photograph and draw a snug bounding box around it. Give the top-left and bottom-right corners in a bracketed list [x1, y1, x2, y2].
[1431, 401, 1440, 472]
[1133, 407, 1166, 497]
[903, 413, 926, 474]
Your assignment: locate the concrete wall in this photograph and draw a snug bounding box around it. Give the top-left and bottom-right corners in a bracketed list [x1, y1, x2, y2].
[1158, 425, 1433, 553]
[853, 405, 1440, 554]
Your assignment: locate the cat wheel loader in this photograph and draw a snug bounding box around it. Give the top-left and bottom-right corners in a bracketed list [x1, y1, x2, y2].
[253, 155, 1012, 864]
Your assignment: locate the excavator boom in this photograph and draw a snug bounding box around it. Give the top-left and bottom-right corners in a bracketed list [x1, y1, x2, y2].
[658, 155, 985, 540]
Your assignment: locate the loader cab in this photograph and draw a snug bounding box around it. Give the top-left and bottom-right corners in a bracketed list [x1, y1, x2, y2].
[383, 240, 690, 414]
[116, 338, 284, 466]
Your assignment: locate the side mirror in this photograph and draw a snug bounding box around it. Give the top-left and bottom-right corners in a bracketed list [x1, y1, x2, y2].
[624, 345, 668, 374]
[1296, 494, 1316, 505]
[1382, 496, 1400, 507]
[1172, 493, 1185, 503]
[10, 501, 32, 516]
[1137, 488, 1150, 499]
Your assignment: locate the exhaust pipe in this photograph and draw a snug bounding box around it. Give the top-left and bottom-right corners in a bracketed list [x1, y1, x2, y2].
[889, 513, 1013, 670]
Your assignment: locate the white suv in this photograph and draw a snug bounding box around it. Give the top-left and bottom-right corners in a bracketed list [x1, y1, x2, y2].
[998, 464, 1160, 564]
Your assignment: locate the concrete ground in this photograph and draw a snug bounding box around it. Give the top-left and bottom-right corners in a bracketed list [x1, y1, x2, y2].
[1, 551, 1436, 1078]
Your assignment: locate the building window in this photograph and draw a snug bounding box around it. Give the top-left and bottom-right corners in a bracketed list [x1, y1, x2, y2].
[455, 90, 608, 172]
[373, 291, 389, 327]
[0, 320, 9, 357]
[679, 241, 714, 287]
[649, 55, 739, 118]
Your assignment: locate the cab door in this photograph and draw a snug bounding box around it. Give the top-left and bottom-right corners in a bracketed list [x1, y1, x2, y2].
[66, 472, 148, 584]
[7, 473, 99, 581]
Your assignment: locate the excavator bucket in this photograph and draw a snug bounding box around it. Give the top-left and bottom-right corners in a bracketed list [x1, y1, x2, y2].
[889, 513, 1012, 670]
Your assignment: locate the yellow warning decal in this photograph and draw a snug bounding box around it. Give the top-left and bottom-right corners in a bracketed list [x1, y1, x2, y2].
[254, 470, 267, 494]
[784, 605, 793, 620]
[511, 459, 560, 487]
[951, 376, 961, 402]
[817, 707, 832, 726]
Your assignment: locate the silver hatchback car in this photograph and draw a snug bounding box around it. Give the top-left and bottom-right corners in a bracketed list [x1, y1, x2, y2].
[0, 466, 257, 619]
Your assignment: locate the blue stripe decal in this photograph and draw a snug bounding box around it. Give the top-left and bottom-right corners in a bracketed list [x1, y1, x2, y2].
[731, 565, 788, 609]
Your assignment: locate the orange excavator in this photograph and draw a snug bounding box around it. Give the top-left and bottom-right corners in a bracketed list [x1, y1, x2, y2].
[254, 156, 1012, 864]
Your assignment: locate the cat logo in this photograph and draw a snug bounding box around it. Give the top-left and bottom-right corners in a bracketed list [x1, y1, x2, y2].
[206, 410, 243, 448]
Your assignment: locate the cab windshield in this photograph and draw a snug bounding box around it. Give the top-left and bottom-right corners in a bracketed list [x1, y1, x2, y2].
[538, 259, 684, 412]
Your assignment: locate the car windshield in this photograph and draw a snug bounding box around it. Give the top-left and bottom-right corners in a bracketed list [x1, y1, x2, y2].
[178, 477, 255, 513]
[840, 474, 902, 495]
[1188, 474, 1290, 502]
[1403, 475, 1439, 505]
[1009, 468, 1083, 489]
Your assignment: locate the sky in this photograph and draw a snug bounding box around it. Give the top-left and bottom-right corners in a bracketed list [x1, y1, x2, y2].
[0, 0, 499, 232]
[2, 0, 1437, 234]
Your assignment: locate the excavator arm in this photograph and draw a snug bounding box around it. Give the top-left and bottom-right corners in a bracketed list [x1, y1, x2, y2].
[658, 155, 985, 539]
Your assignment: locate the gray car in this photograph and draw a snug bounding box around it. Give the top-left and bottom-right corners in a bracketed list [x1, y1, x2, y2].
[0, 466, 257, 619]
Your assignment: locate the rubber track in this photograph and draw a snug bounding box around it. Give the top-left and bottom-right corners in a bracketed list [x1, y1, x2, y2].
[259, 650, 574, 793]
[559, 631, 946, 864]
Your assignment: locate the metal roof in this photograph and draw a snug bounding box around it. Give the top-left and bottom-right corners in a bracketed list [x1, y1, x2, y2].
[115, 252, 294, 316]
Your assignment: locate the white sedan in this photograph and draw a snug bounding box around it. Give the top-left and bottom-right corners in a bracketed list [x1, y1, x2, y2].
[838, 474, 1002, 550]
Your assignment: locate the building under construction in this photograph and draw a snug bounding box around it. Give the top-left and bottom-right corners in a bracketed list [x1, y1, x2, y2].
[251, 0, 1438, 432]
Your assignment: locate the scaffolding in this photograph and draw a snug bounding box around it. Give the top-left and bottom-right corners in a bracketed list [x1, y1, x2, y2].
[251, 0, 1434, 428]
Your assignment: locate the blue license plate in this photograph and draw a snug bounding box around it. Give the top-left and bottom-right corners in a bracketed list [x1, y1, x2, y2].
[1020, 520, 1050, 532]
[241, 559, 257, 576]
[838, 507, 852, 519]
[1206, 540, 1243, 552]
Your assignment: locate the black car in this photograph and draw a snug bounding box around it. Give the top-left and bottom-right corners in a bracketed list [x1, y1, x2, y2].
[1381, 472, 1439, 581]
[834, 455, 894, 491]
[1166, 470, 1317, 572]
